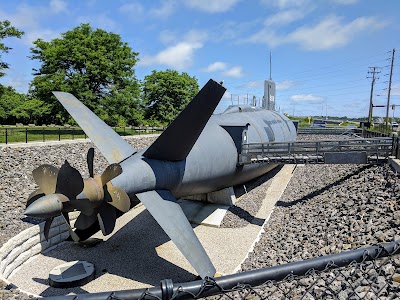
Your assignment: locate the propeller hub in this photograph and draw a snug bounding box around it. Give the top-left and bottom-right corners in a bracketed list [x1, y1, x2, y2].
[24, 194, 67, 219]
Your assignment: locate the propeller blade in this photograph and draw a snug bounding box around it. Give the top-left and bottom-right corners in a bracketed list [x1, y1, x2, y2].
[87, 148, 95, 178]
[97, 203, 116, 235]
[55, 160, 84, 199]
[100, 164, 122, 186]
[60, 213, 80, 242]
[32, 165, 59, 195]
[107, 185, 130, 213]
[74, 213, 98, 230]
[43, 217, 54, 241]
[69, 199, 94, 216]
[26, 189, 45, 207]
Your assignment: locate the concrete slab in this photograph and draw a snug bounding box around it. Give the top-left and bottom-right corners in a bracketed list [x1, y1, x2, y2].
[388, 156, 400, 173]
[178, 200, 230, 227]
[7, 164, 296, 297]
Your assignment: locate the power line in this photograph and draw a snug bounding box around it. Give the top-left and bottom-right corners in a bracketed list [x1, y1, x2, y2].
[272, 51, 390, 78]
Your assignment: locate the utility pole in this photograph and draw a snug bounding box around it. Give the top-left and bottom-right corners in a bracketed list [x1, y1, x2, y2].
[367, 66, 381, 127]
[385, 48, 395, 130]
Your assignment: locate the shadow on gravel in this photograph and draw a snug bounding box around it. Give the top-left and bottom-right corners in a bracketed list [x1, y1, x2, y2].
[225, 206, 265, 226]
[224, 165, 283, 226]
[234, 165, 283, 198]
[276, 164, 373, 208]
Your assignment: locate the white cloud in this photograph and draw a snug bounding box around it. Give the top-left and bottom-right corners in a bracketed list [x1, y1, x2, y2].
[139, 43, 201, 69]
[26, 29, 61, 45]
[212, 19, 261, 41]
[289, 16, 386, 50]
[260, 0, 310, 9]
[2, 72, 31, 94]
[159, 30, 178, 45]
[291, 94, 324, 102]
[264, 10, 305, 27]
[222, 66, 243, 78]
[248, 15, 387, 50]
[222, 91, 232, 99]
[276, 80, 298, 90]
[332, 0, 359, 4]
[119, 3, 144, 16]
[151, 0, 177, 17]
[77, 14, 119, 32]
[392, 83, 400, 96]
[237, 80, 264, 89]
[50, 0, 67, 13]
[203, 61, 227, 72]
[139, 30, 207, 70]
[185, 0, 240, 13]
[0, 3, 66, 45]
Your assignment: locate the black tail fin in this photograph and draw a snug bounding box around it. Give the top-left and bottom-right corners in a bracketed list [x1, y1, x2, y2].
[143, 79, 226, 161]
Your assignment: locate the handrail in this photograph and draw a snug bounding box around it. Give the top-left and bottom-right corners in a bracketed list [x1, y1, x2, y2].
[239, 138, 394, 165]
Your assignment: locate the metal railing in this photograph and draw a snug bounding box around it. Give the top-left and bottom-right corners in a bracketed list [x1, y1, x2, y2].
[0, 126, 165, 144]
[41, 241, 400, 299]
[239, 138, 394, 165]
[298, 127, 360, 135]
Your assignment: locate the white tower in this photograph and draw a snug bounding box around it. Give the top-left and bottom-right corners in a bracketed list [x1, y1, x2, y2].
[263, 51, 276, 110]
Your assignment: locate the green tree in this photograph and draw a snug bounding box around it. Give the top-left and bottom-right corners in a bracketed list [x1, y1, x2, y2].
[0, 85, 26, 124]
[142, 69, 199, 125]
[0, 20, 24, 78]
[99, 81, 144, 126]
[11, 99, 52, 125]
[29, 23, 141, 124]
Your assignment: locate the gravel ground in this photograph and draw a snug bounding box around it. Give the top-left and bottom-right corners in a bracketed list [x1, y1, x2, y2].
[233, 134, 400, 298]
[1, 133, 399, 299]
[241, 163, 399, 269]
[220, 133, 352, 229]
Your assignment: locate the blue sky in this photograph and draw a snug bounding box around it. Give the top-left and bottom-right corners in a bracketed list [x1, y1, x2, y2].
[0, 0, 399, 118]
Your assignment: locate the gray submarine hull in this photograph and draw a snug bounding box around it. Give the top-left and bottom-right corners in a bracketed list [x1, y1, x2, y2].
[115, 106, 297, 198]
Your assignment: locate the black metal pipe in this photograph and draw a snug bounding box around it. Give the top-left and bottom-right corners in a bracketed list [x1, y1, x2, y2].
[43, 241, 400, 300]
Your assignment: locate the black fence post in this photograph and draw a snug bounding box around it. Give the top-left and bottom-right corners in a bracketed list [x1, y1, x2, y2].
[25, 128, 28, 143]
[72, 128, 74, 140]
[42, 127, 45, 142]
[397, 137, 400, 159]
[58, 128, 61, 141]
[5, 128, 8, 144]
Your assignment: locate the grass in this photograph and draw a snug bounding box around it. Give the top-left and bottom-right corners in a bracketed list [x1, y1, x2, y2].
[0, 126, 164, 144]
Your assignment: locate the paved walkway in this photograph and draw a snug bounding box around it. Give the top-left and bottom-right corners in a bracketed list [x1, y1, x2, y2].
[8, 165, 295, 297]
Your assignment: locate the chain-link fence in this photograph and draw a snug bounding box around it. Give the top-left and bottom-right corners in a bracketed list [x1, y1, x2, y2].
[43, 241, 400, 300]
[204, 251, 400, 299]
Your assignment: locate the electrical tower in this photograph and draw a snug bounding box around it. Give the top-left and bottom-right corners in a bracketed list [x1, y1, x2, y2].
[367, 66, 381, 127]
